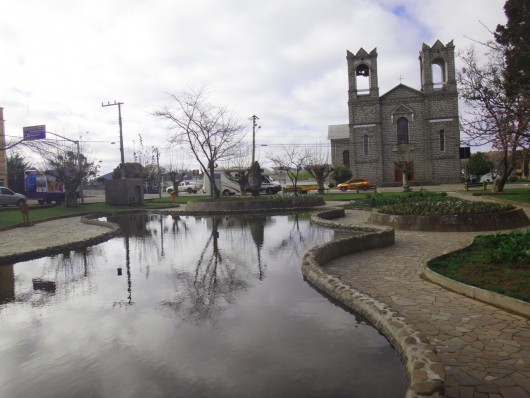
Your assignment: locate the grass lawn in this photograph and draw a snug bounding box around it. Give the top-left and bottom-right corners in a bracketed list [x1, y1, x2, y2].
[428, 231, 530, 303]
[477, 188, 530, 205]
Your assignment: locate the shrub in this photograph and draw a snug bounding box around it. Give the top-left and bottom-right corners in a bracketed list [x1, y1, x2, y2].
[349, 191, 513, 215]
[475, 230, 530, 267]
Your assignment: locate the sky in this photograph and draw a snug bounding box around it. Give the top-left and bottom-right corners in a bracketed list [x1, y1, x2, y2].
[1, 0, 506, 174]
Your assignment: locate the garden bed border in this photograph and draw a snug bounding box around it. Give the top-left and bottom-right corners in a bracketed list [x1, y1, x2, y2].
[368, 207, 530, 232]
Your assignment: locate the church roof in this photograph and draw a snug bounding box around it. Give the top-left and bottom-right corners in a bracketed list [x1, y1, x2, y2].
[327, 124, 349, 140]
[380, 83, 423, 99]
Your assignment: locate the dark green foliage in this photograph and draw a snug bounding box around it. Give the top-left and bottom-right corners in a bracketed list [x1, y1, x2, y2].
[248, 161, 262, 197]
[475, 230, 530, 267]
[7, 153, 32, 192]
[495, 0, 530, 96]
[47, 151, 98, 207]
[428, 229, 530, 302]
[112, 162, 146, 179]
[350, 190, 512, 215]
[331, 164, 352, 184]
[466, 152, 493, 179]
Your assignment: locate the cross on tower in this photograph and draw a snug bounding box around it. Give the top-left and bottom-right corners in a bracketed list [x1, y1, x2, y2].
[398, 75, 405, 83]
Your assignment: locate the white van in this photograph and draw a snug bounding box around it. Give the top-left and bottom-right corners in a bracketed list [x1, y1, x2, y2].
[203, 169, 281, 196]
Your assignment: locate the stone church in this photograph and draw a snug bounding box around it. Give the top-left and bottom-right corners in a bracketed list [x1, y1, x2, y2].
[329, 40, 461, 185]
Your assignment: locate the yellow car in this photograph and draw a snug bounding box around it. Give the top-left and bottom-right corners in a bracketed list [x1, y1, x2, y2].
[337, 178, 372, 191]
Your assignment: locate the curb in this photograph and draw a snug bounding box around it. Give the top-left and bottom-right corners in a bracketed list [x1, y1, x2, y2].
[306, 209, 445, 398]
[422, 263, 530, 319]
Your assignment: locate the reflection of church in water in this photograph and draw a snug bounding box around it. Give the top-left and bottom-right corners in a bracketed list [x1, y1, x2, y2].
[328, 40, 461, 185]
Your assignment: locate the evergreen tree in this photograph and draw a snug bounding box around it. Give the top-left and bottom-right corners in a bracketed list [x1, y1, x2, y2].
[7, 153, 32, 193]
[466, 152, 494, 179]
[495, 0, 530, 96]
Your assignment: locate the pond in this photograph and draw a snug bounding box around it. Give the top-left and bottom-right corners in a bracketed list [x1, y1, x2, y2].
[0, 213, 407, 398]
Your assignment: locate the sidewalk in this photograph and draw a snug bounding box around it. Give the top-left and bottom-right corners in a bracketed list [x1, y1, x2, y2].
[0, 217, 117, 263]
[322, 207, 530, 398]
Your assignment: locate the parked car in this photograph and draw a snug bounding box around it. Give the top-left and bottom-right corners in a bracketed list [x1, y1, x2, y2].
[337, 178, 372, 191]
[0, 187, 26, 206]
[166, 180, 203, 194]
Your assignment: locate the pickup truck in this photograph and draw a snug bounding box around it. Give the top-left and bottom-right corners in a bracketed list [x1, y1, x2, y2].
[166, 180, 203, 194]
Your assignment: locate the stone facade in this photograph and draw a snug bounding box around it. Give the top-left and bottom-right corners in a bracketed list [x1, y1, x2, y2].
[329, 40, 461, 186]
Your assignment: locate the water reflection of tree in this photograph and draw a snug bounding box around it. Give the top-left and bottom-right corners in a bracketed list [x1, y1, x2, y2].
[212, 215, 271, 280]
[108, 213, 191, 279]
[162, 217, 250, 324]
[269, 213, 334, 261]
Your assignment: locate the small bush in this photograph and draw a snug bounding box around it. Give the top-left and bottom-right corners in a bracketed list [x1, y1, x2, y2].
[475, 230, 530, 268]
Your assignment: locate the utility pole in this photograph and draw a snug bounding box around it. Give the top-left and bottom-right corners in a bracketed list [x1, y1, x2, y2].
[250, 115, 260, 164]
[102, 101, 125, 179]
[153, 147, 161, 199]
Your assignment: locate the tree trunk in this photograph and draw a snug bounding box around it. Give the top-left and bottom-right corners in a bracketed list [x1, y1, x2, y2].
[65, 190, 78, 208]
[402, 171, 410, 191]
[317, 179, 326, 194]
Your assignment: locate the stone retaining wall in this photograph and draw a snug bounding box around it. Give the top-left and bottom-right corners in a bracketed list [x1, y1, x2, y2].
[304, 209, 445, 398]
[185, 196, 325, 213]
[368, 207, 530, 232]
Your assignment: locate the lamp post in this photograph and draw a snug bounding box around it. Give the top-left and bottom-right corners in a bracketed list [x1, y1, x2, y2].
[102, 101, 125, 179]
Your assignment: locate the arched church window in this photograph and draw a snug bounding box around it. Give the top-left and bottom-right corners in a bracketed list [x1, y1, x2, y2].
[439, 130, 445, 152]
[342, 150, 350, 166]
[363, 135, 369, 156]
[396, 117, 409, 145]
[432, 58, 445, 89]
[356, 64, 370, 95]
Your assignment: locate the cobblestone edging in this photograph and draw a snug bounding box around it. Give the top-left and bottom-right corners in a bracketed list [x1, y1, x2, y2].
[304, 209, 445, 398]
[0, 216, 120, 266]
[368, 207, 530, 232]
[423, 261, 530, 318]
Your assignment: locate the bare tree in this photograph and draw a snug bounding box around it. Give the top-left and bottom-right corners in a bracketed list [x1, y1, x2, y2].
[2, 137, 62, 156]
[163, 154, 190, 197]
[154, 87, 246, 198]
[268, 145, 312, 196]
[394, 144, 414, 190]
[458, 44, 530, 191]
[46, 149, 99, 207]
[304, 147, 333, 194]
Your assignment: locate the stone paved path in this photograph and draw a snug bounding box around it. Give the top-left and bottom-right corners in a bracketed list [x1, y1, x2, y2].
[0, 217, 113, 260]
[324, 208, 530, 398]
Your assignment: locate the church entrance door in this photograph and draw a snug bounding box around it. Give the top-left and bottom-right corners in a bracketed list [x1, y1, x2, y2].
[394, 164, 414, 182]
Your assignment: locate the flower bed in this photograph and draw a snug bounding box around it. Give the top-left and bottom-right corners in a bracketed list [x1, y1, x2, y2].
[351, 191, 529, 232]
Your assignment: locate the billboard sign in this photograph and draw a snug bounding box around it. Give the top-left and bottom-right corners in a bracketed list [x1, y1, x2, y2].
[23, 125, 46, 140]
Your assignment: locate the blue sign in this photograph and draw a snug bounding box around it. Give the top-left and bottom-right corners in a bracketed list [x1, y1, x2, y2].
[23, 125, 46, 140]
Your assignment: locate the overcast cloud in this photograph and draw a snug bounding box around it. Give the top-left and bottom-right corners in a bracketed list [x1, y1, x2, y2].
[1, 0, 506, 172]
